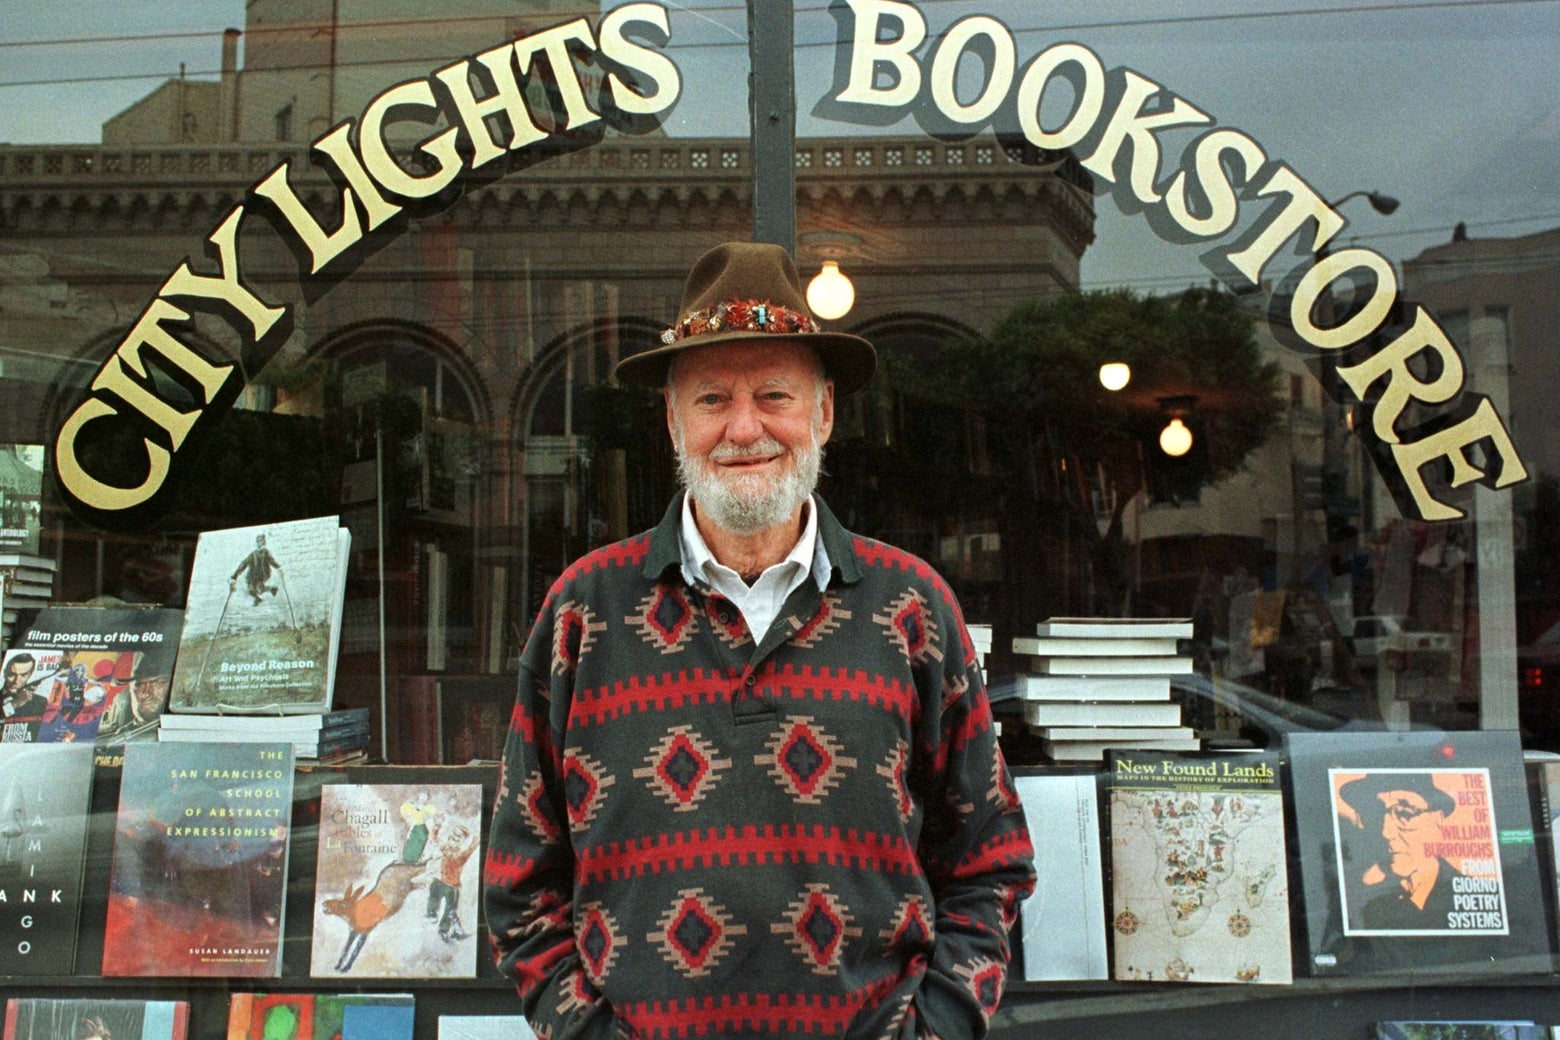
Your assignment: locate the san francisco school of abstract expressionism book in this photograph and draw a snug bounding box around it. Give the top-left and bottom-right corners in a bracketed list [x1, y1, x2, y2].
[168, 515, 350, 714]
[0, 744, 96, 975]
[310, 783, 483, 978]
[1106, 750, 1294, 984]
[101, 741, 295, 977]
[3, 999, 189, 1040]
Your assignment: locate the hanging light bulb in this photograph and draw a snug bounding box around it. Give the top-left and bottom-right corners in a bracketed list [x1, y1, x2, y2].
[806, 260, 855, 320]
[1159, 417, 1194, 457]
[1098, 361, 1131, 391]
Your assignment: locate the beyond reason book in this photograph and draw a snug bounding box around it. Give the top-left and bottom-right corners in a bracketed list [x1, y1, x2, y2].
[3, 999, 189, 1040]
[102, 741, 295, 977]
[169, 516, 350, 713]
[1287, 730, 1550, 976]
[1105, 750, 1294, 984]
[310, 783, 483, 978]
[0, 744, 96, 975]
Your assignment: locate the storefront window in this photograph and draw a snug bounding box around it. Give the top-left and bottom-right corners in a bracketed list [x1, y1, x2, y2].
[2, 0, 1558, 1033]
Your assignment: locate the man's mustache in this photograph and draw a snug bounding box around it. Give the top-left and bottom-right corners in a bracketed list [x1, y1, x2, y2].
[707, 438, 787, 462]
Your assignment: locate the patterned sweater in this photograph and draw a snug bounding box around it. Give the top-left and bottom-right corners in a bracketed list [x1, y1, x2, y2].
[483, 495, 1035, 1040]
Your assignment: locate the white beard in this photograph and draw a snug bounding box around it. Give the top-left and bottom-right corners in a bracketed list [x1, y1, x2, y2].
[675, 430, 823, 534]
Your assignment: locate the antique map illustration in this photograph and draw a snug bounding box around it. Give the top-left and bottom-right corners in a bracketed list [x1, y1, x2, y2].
[1108, 752, 1293, 984]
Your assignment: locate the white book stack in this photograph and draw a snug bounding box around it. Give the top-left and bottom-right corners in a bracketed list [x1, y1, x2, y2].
[967, 622, 993, 732]
[1013, 617, 1200, 761]
[0, 552, 58, 646]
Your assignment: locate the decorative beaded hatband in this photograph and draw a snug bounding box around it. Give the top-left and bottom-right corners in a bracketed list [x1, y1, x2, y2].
[660, 298, 821, 345]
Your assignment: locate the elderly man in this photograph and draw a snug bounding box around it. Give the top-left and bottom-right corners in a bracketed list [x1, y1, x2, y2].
[1338, 772, 1467, 931]
[484, 242, 1035, 1040]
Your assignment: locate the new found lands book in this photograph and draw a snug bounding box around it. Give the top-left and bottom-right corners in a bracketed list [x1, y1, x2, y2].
[310, 783, 483, 978]
[102, 741, 295, 977]
[168, 515, 350, 713]
[1106, 750, 1293, 984]
[0, 744, 96, 975]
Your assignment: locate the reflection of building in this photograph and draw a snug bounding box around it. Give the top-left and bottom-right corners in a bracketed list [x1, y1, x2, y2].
[1403, 226, 1560, 736]
[0, 6, 1094, 760]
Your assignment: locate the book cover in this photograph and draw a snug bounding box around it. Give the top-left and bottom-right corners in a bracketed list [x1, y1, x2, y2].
[1106, 750, 1294, 984]
[438, 1017, 539, 1040]
[1032, 654, 1194, 676]
[1373, 1024, 1545, 1040]
[3, 999, 189, 1040]
[1041, 736, 1202, 763]
[1013, 635, 1181, 657]
[0, 744, 95, 975]
[1287, 730, 1551, 976]
[1024, 700, 1183, 729]
[1036, 617, 1193, 639]
[1014, 773, 1108, 980]
[1, 648, 63, 742]
[1009, 674, 1172, 702]
[226, 994, 414, 1040]
[0, 445, 45, 557]
[168, 516, 350, 713]
[9, 605, 184, 746]
[102, 741, 295, 977]
[310, 783, 483, 978]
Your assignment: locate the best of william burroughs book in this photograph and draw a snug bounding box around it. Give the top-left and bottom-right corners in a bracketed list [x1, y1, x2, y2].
[310, 783, 483, 978]
[1106, 750, 1294, 984]
[226, 993, 414, 1040]
[1287, 730, 1550, 976]
[102, 741, 295, 977]
[0, 744, 95, 975]
[168, 516, 350, 713]
[4, 999, 189, 1040]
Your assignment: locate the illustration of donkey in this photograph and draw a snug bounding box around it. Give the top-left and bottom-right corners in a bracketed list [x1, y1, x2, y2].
[321, 858, 427, 972]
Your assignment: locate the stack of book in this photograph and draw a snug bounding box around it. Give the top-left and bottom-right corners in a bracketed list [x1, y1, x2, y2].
[1011, 617, 1199, 761]
[967, 622, 992, 681]
[0, 551, 57, 646]
[158, 705, 371, 762]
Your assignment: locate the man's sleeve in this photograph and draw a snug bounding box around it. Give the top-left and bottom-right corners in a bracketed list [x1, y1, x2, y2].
[483, 609, 622, 1040]
[913, 596, 1036, 1040]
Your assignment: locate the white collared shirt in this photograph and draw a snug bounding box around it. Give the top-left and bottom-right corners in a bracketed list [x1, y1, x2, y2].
[679, 493, 830, 641]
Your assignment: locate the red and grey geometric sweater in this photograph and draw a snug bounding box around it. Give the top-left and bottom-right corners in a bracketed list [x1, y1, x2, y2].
[483, 494, 1036, 1040]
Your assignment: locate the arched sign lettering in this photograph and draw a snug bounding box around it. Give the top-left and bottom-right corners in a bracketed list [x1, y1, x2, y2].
[53, 0, 1526, 528]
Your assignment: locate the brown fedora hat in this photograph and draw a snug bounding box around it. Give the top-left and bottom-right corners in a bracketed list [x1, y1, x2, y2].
[1337, 771, 1457, 820]
[614, 241, 877, 394]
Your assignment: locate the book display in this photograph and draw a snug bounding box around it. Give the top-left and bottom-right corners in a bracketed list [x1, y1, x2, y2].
[1287, 730, 1552, 977]
[1012, 618, 1199, 761]
[6, 605, 183, 747]
[226, 993, 414, 1040]
[1105, 750, 1294, 984]
[438, 1017, 539, 1040]
[1014, 772, 1108, 980]
[0, 745, 95, 975]
[168, 516, 351, 714]
[3, 999, 189, 1040]
[101, 741, 296, 977]
[310, 782, 482, 978]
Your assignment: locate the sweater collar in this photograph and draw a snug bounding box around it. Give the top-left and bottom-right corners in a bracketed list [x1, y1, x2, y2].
[643, 491, 862, 587]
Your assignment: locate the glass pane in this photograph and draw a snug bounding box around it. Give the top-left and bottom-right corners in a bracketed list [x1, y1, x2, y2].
[0, 0, 750, 765]
[790, 0, 1557, 748]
